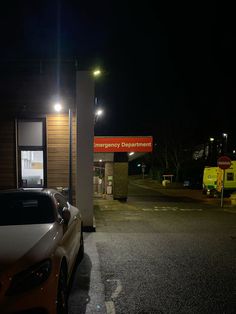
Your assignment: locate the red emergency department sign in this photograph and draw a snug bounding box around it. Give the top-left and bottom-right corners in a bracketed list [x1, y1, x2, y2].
[217, 156, 231, 170]
[94, 136, 153, 153]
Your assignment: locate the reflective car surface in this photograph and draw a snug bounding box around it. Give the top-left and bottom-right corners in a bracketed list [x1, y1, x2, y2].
[0, 189, 84, 314]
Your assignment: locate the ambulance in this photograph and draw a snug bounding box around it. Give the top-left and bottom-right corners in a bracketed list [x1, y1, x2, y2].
[202, 161, 236, 197]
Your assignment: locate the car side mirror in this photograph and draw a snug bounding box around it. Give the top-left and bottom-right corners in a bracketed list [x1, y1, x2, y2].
[61, 207, 71, 225]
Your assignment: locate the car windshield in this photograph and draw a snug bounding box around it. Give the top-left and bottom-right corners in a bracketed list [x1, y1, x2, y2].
[0, 193, 55, 225]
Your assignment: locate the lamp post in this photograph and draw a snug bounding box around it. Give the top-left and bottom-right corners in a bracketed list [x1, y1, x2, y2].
[222, 133, 228, 154]
[209, 137, 214, 165]
[54, 103, 73, 204]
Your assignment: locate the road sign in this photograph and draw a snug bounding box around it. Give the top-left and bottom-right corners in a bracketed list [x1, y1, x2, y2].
[217, 156, 231, 170]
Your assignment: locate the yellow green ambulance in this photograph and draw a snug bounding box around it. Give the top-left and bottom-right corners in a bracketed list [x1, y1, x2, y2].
[203, 161, 236, 196]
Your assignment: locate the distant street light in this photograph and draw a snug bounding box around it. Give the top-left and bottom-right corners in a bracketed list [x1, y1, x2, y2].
[222, 133, 228, 154]
[209, 137, 215, 165]
[93, 69, 101, 77]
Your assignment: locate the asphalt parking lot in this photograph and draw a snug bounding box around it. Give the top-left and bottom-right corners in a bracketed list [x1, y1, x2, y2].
[69, 179, 236, 314]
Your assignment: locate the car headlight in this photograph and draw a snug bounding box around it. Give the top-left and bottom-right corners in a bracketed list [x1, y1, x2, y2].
[6, 259, 52, 295]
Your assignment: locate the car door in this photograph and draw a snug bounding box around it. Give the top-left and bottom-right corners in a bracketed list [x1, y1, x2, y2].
[54, 193, 81, 273]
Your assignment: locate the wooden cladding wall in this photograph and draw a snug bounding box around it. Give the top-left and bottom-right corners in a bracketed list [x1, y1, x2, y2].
[47, 114, 77, 197]
[0, 120, 16, 189]
[47, 114, 69, 189]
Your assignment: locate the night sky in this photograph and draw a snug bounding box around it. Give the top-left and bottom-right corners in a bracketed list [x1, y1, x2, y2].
[0, 1, 236, 148]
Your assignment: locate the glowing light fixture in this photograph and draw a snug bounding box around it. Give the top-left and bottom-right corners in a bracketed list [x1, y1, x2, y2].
[129, 152, 134, 156]
[209, 137, 214, 142]
[54, 103, 62, 112]
[93, 69, 101, 77]
[96, 109, 103, 117]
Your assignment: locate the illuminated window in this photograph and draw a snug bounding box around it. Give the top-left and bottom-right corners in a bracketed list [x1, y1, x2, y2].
[21, 151, 44, 187]
[17, 119, 46, 188]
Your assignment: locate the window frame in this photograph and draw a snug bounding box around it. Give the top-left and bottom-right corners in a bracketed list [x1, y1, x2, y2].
[226, 172, 234, 181]
[18, 120, 44, 147]
[17, 118, 47, 188]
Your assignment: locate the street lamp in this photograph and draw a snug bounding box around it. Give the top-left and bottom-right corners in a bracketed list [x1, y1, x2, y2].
[96, 109, 103, 116]
[94, 108, 103, 123]
[54, 102, 73, 204]
[222, 133, 228, 154]
[93, 69, 101, 77]
[209, 137, 215, 165]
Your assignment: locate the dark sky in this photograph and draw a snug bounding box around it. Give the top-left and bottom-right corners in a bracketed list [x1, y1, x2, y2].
[0, 1, 236, 147]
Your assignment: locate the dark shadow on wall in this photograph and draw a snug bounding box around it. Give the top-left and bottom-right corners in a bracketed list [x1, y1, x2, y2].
[68, 253, 92, 314]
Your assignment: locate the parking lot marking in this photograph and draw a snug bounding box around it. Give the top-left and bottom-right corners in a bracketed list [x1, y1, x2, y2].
[105, 301, 116, 314]
[141, 206, 204, 212]
[105, 279, 122, 314]
[179, 208, 203, 211]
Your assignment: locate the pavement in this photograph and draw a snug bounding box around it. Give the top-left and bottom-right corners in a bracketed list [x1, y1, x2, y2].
[69, 177, 236, 313]
[135, 177, 236, 212]
[94, 177, 236, 213]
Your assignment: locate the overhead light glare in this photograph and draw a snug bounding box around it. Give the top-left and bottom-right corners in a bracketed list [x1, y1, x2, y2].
[54, 103, 62, 112]
[96, 109, 103, 116]
[93, 69, 101, 77]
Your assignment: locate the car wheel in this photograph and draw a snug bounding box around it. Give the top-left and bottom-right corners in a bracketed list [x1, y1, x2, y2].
[57, 267, 68, 314]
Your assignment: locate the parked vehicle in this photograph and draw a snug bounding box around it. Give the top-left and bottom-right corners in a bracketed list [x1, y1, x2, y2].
[202, 166, 219, 196]
[0, 188, 84, 314]
[203, 161, 236, 197]
[183, 179, 202, 189]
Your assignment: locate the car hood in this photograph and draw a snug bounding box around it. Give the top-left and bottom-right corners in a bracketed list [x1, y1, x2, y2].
[0, 223, 59, 272]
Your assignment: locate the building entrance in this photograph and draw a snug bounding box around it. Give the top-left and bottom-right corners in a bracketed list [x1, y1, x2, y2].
[93, 164, 105, 197]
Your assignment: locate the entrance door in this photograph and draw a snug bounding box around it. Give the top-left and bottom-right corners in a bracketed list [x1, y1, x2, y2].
[93, 164, 105, 196]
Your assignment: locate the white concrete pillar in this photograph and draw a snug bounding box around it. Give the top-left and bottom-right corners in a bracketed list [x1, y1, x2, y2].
[76, 71, 95, 231]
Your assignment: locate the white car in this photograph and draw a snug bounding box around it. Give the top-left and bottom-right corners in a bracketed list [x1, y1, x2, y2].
[0, 188, 84, 314]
